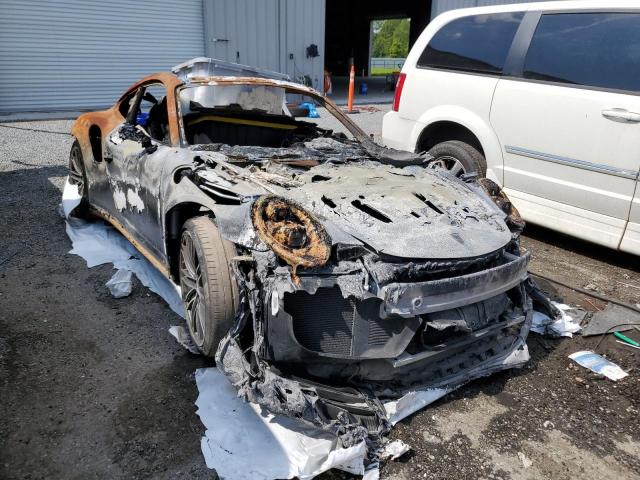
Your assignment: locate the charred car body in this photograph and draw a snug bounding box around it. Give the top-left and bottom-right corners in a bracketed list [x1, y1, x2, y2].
[70, 58, 550, 456]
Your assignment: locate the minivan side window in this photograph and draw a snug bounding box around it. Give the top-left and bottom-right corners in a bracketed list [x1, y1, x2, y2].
[417, 13, 524, 74]
[523, 13, 640, 92]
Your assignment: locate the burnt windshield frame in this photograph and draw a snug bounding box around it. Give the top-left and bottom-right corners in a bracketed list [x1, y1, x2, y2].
[175, 82, 371, 148]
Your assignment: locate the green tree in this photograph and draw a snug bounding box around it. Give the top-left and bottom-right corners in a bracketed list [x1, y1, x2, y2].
[372, 19, 410, 58]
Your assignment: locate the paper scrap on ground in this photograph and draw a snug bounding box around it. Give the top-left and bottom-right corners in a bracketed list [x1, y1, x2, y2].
[569, 350, 628, 381]
[62, 179, 184, 317]
[532, 302, 582, 337]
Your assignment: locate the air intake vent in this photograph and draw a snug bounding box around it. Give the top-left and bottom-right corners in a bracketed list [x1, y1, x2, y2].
[284, 287, 411, 358]
[286, 287, 355, 356]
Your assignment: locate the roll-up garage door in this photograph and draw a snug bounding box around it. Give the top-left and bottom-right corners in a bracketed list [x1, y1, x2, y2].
[0, 0, 205, 114]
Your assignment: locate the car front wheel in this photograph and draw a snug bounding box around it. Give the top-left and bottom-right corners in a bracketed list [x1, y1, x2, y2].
[179, 216, 239, 357]
[427, 140, 487, 177]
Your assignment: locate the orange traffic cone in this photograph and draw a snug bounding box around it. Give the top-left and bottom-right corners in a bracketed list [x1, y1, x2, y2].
[347, 64, 355, 113]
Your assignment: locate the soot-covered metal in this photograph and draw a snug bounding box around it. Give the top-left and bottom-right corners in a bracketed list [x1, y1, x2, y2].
[69, 58, 560, 469]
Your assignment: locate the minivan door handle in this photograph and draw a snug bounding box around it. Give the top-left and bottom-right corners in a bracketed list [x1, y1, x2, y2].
[601, 108, 640, 123]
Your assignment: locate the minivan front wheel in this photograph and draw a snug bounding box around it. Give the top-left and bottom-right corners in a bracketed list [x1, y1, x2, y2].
[427, 140, 487, 177]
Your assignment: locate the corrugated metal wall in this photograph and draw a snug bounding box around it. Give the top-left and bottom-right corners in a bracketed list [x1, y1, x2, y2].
[431, 0, 552, 18]
[279, 0, 325, 92]
[0, 0, 205, 113]
[205, 0, 325, 91]
[205, 0, 281, 71]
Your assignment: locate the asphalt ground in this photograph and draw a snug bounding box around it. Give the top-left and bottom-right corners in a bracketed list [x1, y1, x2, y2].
[1, 108, 639, 479]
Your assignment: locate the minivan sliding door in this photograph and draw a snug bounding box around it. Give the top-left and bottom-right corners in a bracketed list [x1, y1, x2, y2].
[491, 12, 640, 249]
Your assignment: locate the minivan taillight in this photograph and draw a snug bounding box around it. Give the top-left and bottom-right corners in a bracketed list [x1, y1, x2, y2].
[392, 73, 406, 112]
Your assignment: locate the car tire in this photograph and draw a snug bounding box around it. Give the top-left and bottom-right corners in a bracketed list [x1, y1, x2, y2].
[179, 216, 239, 357]
[427, 140, 487, 177]
[68, 139, 90, 214]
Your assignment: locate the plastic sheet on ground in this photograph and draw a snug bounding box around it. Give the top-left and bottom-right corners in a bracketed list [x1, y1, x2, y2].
[532, 302, 582, 337]
[194, 343, 530, 479]
[196, 368, 369, 480]
[195, 371, 444, 479]
[62, 179, 184, 317]
[105, 269, 133, 298]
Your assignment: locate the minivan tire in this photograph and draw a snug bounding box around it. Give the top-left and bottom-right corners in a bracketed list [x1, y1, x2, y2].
[179, 216, 239, 357]
[427, 140, 487, 177]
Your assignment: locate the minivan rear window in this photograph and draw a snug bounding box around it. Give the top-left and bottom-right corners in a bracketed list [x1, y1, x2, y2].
[417, 13, 523, 74]
[523, 13, 640, 92]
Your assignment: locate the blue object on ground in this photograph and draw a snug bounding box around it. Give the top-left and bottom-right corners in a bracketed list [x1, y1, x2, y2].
[298, 102, 320, 118]
[359, 83, 368, 95]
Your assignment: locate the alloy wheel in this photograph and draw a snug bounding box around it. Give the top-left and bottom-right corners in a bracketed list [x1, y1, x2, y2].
[428, 155, 466, 177]
[180, 233, 207, 347]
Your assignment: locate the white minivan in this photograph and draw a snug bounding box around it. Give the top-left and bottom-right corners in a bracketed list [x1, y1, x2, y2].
[382, 1, 640, 255]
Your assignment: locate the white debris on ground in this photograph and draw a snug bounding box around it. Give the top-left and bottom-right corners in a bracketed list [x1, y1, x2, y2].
[195, 367, 370, 480]
[168, 325, 200, 354]
[105, 269, 133, 298]
[531, 302, 582, 337]
[379, 440, 411, 461]
[195, 365, 455, 479]
[383, 388, 450, 426]
[568, 350, 629, 381]
[61, 179, 184, 317]
[517, 451, 533, 469]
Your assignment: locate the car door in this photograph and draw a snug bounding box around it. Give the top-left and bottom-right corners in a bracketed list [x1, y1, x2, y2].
[102, 83, 171, 261]
[491, 11, 640, 249]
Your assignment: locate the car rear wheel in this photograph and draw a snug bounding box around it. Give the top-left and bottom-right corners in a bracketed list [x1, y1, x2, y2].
[179, 216, 239, 357]
[69, 140, 88, 196]
[427, 140, 487, 177]
[68, 139, 91, 216]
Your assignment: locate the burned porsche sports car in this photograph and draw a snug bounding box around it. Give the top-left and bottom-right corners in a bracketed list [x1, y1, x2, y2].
[70, 58, 544, 456]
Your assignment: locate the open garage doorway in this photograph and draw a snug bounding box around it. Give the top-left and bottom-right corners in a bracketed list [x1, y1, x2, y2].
[324, 0, 431, 104]
[370, 18, 410, 76]
[369, 17, 410, 95]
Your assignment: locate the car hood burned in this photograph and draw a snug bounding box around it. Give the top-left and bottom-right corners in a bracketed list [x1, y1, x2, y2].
[189, 137, 512, 260]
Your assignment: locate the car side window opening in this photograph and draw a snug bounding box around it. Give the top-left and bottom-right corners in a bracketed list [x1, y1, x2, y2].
[120, 84, 169, 143]
[523, 13, 640, 92]
[139, 84, 169, 143]
[417, 12, 524, 74]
